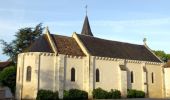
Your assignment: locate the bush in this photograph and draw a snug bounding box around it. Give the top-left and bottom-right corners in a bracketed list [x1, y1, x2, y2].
[36, 90, 59, 100]
[127, 89, 145, 98]
[127, 89, 136, 98]
[108, 89, 121, 99]
[93, 88, 121, 99]
[0, 66, 16, 94]
[63, 89, 88, 100]
[92, 88, 109, 99]
[136, 90, 145, 98]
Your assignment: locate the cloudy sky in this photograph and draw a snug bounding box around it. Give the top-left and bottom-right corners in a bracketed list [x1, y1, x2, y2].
[0, 0, 170, 61]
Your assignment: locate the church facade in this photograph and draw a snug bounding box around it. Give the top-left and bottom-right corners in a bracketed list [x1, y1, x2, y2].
[16, 16, 165, 100]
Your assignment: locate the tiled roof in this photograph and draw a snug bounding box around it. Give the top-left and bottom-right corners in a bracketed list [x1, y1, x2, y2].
[0, 61, 12, 70]
[77, 34, 161, 62]
[27, 35, 54, 53]
[164, 60, 170, 68]
[27, 34, 85, 56]
[51, 34, 85, 56]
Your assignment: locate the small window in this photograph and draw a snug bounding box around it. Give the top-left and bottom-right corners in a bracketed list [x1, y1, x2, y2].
[131, 71, 134, 83]
[26, 66, 31, 82]
[96, 69, 100, 82]
[151, 72, 154, 83]
[71, 68, 75, 82]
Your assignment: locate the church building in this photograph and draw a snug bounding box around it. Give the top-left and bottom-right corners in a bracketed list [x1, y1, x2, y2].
[16, 16, 165, 100]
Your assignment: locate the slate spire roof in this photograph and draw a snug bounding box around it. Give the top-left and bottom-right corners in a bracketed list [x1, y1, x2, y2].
[81, 16, 93, 36]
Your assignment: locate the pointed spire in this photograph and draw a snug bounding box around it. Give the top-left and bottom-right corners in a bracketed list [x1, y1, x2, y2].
[81, 16, 93, 36]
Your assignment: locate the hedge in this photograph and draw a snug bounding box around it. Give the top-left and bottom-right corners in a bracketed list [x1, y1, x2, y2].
[109, 89, 121, 99]
[36, 90, 59, 100]
[127, 89, 145, 98]
[63, 89, 88, 100]
[92, 88, 109, 99]
[93, 88, 121, 99]
[36, 88, 145, 99]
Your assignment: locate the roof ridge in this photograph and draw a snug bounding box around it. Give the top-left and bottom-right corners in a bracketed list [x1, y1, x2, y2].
[50, 34, 72, 38]
[77, 34, 143, 46]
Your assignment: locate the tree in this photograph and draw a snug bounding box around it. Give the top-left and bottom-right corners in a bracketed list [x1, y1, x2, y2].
[166, 54, 170, 60]
[0, 66, 16, 94]
[0, 23, 44, 62]
[153, 50, 170, 62]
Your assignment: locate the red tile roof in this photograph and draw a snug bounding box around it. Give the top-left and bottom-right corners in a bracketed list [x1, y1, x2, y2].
[164, 60, 170, 68]
[0, 61, 12, 70]
[27, 34, 85, 56]
[51, 34, 85, 56]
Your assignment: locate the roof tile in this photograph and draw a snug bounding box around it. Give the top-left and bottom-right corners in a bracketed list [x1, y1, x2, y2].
[77, 34, 161, 62]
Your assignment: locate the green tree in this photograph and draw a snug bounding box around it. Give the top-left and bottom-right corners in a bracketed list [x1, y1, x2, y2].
[153, 50, 170, 62]
[0, 66, 16, 94]
[0, 23, 44, 62]
[166, 54, 170, 60]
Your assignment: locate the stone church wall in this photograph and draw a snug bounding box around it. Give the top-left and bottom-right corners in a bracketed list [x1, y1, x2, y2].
[164, 68, 170, 98]
[16, 53, 39, 99]
[92, 57, 127, 97]
[16, 53, 23, 100]
[39, 53, 56, 91]
[16, 53, 164, 99]
[64, 56, 84, 90]
[126, 62, 143, 91]
[95, 58, 120, 90]
[92, 57, 164, 98]
[146, 64, 164, 98]
[22, 53, 37, 99]
[16, 52, 56, 100]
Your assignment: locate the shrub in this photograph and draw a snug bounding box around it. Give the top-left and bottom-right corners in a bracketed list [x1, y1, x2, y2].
[63, 90, 69, 99]
[36, 90, 59, 100]
[127, 89, 145, 98]
[63, 89, 88, 100]
[92, 88, 109, 99]
[0, 66, 16, 94]
[136, 90, 145, 98]
[127, 89, 136, 98]
[108, 89, 121, 99]
[53, 91, 59, 100]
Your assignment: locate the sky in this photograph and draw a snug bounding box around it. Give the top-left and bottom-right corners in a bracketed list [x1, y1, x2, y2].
[0, 0, 170, 61]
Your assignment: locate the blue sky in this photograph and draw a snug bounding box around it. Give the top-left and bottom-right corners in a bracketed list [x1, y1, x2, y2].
[0, 0, 170, 61]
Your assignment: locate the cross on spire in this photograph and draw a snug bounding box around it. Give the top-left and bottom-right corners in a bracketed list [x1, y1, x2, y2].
[85, 5, 88, 16]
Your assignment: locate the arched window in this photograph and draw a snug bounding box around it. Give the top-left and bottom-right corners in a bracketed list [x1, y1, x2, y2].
[151, 72, 154, 83]
[131, 71, 134, 83]
[71, 68, 75, 82]
[96, 69, 100, 82]
[26, 66, 31, 82]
